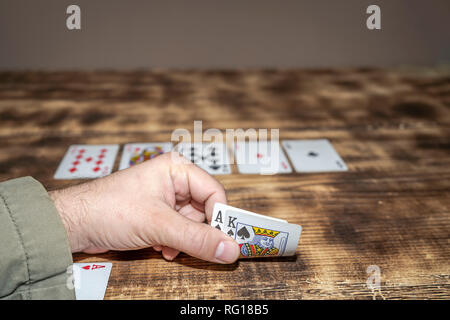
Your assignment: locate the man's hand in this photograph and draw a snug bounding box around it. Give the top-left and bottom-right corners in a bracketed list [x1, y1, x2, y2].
[49, 152, 240, 264]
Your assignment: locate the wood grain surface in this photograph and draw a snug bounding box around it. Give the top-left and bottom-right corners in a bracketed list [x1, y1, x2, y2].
[0, 69, 449, 299]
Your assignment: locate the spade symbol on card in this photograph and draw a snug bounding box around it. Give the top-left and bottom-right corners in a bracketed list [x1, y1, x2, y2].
[227, 229, 234, 237]
[209, 160, 221, 171]
[190, 154, 198, 163]
[215, 224, 221, 231]
[307, 151, 319, 157]
[237, 226, 250, 240]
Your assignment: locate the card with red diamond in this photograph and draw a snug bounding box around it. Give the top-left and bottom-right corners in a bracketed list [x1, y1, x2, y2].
[54, 144, 119, 179]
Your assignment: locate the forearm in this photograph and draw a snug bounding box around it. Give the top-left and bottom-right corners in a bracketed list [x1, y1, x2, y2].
[50, 186, 90, 253]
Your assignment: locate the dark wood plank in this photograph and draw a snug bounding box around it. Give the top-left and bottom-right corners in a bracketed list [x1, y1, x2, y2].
[0, 69, 449, 299]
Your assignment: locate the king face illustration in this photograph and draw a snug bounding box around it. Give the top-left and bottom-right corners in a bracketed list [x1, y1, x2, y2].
[129, 146, 164, 166]
[239, 226, 281, 257]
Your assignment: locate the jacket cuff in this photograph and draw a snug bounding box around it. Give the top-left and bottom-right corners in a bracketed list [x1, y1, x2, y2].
[0, 177, 75, 299]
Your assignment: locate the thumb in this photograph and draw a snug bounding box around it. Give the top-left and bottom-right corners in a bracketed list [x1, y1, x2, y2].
[154, 206, 240, 264]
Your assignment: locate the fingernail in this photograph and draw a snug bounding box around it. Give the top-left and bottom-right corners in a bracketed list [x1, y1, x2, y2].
[215, 241, 238, 263]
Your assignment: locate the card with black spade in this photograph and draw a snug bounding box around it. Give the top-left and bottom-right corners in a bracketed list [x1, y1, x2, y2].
[282, 139, 348, 173]
[211, 203, 286, 234]
[175, 142, 232, 175]
[211, 203, 301, 258]
[225, 210, 302, 258]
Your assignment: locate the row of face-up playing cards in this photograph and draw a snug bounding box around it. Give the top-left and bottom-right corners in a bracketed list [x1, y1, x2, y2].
[54, 139, 347, 179]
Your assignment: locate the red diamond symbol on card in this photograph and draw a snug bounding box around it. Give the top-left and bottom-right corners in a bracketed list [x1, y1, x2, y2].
[76, 155, 83, 159]
[72, 161, 80, 166]
[257, 153, 263, 159]
[96, 160, 103, 165]
[82, 265, 90, 270]
[98, 154, 105, 159]
[85, 157, 92, 162]
[69, 167, 77, 173]
[79, 149, 86, 154]
[93, 167, 100, 172]
[101, 148, 107, 153]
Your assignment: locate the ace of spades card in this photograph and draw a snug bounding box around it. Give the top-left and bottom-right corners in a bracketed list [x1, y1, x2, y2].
[54, 145, 119, 179]
[175, 142, 232, 175]
[282, 139, 348, 173]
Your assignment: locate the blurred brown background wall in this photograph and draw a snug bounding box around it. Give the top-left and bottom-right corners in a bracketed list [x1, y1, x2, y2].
[0, 0, 449, 70]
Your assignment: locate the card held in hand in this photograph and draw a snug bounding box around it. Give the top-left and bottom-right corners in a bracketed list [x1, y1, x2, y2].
[211, 203, 301, 258]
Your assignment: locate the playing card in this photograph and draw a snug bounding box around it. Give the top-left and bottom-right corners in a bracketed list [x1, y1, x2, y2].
[224, 210, 302, 258]
[54, 145, 119, 179]
[211, 203, 287, 234]
[211, 203, 294, 254]
[234, 140, 292, 174]
[73, 262, 112, 300]
[221, 208, 288, 241]
[211, 202, 229, 232]
[175, 142, 232, 175]
[282, 139, 348, 173]
[119, 142, 173, 170]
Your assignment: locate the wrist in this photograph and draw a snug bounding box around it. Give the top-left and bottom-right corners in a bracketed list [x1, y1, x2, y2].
[49, 188, 90, 253]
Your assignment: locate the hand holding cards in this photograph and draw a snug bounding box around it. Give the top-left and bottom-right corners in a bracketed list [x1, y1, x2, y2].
[211, 203, 302, 258]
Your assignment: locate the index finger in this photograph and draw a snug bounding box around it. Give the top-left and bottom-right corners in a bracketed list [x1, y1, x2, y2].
[169, 152, 227, 221]
[185, 163, 227, 222]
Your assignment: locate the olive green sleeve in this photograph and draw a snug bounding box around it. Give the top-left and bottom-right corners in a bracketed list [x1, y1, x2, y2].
[0, 177, 75, 300]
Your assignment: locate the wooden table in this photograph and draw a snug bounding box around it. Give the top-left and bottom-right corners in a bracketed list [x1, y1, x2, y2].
[0, 69, 449, 299]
